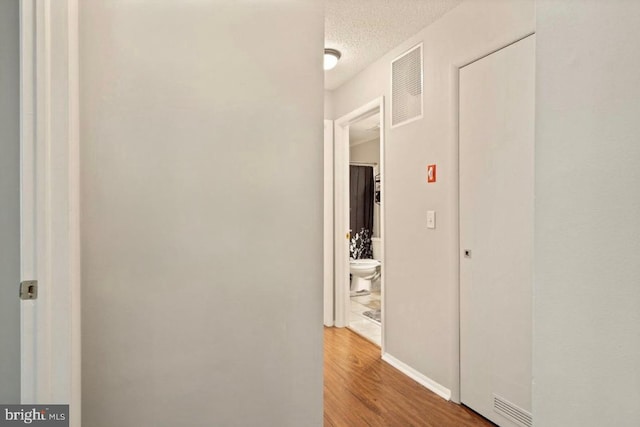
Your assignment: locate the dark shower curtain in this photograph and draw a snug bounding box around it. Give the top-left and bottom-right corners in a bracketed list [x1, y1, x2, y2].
[350, 165, 375, 244]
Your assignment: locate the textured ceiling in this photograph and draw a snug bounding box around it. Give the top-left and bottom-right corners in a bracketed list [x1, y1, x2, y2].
[325, 0, 464, 90]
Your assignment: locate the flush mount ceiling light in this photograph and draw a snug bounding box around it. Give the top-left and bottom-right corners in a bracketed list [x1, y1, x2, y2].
[324, 48, 341, 71]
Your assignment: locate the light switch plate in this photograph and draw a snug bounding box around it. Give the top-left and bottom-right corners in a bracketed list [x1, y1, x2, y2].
[427, 211, 436, 229]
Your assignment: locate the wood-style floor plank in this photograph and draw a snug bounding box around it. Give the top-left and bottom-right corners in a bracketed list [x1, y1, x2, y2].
[324, 327, 494, 427]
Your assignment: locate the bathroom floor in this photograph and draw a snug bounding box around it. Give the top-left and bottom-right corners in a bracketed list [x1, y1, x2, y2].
[349, 291, 381, 346]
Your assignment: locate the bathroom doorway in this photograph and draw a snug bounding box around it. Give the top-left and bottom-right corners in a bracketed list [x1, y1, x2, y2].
[333, 97, 385, 349]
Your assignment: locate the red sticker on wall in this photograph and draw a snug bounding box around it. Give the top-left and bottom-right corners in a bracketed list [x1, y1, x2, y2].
[427, 164, 436, 183]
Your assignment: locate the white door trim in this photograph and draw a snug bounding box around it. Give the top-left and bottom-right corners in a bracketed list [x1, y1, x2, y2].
[20, 0, 81, 423]
[19, 0, 37, 404]
[324, 120, 334, 327]
[333, 97, 386, 351]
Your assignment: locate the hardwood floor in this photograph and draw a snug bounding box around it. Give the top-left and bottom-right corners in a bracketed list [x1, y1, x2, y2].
[324, 327, 494, 427]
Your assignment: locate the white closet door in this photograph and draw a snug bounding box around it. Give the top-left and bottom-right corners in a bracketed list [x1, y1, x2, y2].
[460, 35, 535, 427]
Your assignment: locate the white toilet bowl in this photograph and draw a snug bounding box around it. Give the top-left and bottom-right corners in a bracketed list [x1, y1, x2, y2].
[350, 259, 381, 296]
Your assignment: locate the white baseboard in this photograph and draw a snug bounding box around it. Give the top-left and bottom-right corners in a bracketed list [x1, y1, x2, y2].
[381, 353, 452, 401]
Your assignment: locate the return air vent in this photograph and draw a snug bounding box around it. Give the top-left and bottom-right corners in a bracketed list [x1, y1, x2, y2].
[493, 394, 532, 427]
[391, 43, 423, 128]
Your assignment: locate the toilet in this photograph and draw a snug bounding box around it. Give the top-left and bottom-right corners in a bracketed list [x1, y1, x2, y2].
[350, 259, 381, 296]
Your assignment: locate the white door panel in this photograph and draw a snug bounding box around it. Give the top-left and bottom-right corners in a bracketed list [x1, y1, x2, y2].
[460, 35, 535, 427]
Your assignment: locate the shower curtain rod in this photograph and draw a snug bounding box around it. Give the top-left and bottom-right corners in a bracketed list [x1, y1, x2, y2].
[349, 161, 378, 167]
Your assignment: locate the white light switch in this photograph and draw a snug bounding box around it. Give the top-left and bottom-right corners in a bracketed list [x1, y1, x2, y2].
[427, 211, 436, 229]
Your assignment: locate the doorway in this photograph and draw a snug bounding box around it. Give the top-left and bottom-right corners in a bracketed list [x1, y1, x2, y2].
[459, 35, 535, 426]
[333, 97, 385, 349]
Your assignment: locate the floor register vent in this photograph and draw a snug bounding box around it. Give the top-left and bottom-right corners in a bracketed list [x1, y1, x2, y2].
[493, 394, 532, 427]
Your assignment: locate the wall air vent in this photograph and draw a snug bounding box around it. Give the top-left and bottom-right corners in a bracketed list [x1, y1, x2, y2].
[391, 43, 423, 128]
[493, 394, 532, 427]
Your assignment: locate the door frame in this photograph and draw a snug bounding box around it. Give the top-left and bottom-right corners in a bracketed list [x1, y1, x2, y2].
[333, 97, 385, 349]
[19, 0, 81, 421]
[324, 120, 334, 326]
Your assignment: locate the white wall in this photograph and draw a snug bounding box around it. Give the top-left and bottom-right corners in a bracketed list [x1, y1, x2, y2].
[534, 1, 640, 425]
[0, 0, 20, 403]
[324, 90, 334, 119]
[80, 1, 323, 426]
[350, 138, 380, 165]
[329, 0, 534, 400]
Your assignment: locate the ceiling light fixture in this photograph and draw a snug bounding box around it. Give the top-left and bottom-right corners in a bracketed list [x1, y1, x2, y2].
[324, 48, 341, 71]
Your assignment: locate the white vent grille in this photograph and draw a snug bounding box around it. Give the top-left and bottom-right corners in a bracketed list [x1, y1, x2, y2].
[391, 44, 423, 128]
[493, 394, 532, 427]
